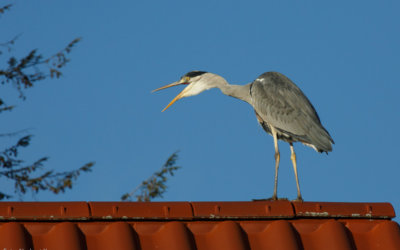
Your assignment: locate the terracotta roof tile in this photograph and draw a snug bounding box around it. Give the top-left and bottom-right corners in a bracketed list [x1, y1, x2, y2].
[0, 201, 399, 250]
[89, 202, 193, 219]
[0, 202, 89, 219]
[191, 201, 294, 218]
[293, 201, 395, 218]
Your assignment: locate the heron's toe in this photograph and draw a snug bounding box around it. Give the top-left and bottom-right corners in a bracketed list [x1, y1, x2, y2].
[255, 196, 288, 201]
[292, 196, 304, 202]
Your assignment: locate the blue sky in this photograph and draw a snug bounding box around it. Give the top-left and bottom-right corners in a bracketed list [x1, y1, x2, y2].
[1, 0, 399, 220]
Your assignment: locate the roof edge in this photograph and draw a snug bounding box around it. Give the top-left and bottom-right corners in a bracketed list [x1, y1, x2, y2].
[0, 201, 395, 221]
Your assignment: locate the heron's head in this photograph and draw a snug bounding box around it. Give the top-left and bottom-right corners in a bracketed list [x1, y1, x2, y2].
[152, 71, 217, 112]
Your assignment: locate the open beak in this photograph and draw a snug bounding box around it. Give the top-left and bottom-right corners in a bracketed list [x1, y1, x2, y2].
[152, 80, 188, 112]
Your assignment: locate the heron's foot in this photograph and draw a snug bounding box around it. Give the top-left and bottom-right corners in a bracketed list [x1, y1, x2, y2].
[265, 194, 278, 201]
[292, 196, 304, 202]
[253, 196, 288, 201]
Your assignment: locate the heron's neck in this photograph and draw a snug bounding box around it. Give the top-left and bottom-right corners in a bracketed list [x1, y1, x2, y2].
[213, 77, 251, 104]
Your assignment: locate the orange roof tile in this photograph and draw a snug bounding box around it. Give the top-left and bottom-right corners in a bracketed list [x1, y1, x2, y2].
[0, 201, 399, 250]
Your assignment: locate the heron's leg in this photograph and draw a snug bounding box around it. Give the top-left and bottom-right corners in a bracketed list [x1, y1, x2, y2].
[271, 127, 280, 200]
[290, 143, 303, 201]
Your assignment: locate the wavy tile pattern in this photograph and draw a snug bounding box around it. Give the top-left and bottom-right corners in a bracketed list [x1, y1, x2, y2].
[0, 201, 398, 250]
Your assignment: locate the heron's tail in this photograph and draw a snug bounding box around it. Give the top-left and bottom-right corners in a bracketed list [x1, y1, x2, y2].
[307, 124, 334, 153]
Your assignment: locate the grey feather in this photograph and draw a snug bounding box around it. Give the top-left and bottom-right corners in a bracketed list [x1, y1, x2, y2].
[250, 72, 334, 152]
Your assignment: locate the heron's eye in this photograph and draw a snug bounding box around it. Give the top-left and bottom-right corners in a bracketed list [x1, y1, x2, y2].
[182, 76, 190, 83]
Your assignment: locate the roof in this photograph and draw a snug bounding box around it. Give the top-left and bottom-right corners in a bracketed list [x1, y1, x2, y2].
[0, 201, 399, 250]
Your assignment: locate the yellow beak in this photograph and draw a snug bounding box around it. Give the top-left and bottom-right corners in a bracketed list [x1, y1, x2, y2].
[152, 81, 188, 112]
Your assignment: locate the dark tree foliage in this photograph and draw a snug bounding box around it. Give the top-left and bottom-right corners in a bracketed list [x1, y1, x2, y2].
[0, 4, 12, 15]
[0, 3, 93, 200]
[121, 152, 180, 201]
[0, 36, 81, 100]
[0, 136, 94, 200]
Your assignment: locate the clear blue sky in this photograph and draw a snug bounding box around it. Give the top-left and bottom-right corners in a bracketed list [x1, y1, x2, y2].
[2, 1, 399, 220]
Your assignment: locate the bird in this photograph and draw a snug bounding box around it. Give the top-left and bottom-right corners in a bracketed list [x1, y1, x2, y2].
[152, 71, 334, 201]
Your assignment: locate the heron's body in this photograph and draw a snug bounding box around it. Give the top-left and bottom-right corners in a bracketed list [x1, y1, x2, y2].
[153, 71, 334, 201]
[250, 72, 333, 152]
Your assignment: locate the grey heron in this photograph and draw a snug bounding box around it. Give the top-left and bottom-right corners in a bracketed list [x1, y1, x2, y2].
[153, 71, 334, 201]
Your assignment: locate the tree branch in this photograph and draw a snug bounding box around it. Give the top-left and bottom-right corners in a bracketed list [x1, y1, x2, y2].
[0, 135, 94, 199]
[0, 38, 82, 100]
[121, 152, 181, 201]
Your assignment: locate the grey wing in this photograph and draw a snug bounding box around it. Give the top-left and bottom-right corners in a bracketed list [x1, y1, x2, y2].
[250, 72, 334, 152]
